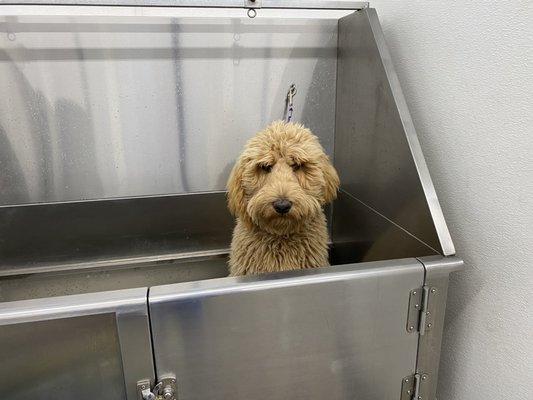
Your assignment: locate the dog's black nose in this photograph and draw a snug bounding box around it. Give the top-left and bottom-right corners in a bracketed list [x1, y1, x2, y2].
[273, 199, 292, 214]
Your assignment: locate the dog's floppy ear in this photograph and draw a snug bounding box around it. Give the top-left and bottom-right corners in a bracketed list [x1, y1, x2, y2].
[227, 156, 247, 217]
[321, 155, 340, 204]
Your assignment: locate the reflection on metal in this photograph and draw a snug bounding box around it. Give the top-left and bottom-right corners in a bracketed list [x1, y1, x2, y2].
[0, 192, 233, 272]
[1, 250, 229, 302]
[331, 190, 438, 265]
[0, 287, 155, 400]
[149, 259, 424, 400]
[0, 13, 338, 205]
[335, 9, 455, 256]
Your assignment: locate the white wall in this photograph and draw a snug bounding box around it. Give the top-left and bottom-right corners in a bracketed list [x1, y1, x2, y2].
[368, 1, 533, 398]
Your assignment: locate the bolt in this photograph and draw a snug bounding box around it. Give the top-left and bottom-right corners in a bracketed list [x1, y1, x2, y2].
[163, 386, 174, 400]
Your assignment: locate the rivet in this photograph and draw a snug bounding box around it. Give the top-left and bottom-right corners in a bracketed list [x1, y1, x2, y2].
[404, 378, 409, 383]
[422, 375, 427, 380]
[431, 288, 437, 293]
[412, 291, 417, 295]
[426, 311, 430, 315]
[418, 396, 422, 400]
[409, 326, 414, 331]
[427, 323, 432, 328]
[141, 385, 146, 389]
[415, 304, 420, 309]
[407, 390, 412, 395]
[247, 8, 257, 18]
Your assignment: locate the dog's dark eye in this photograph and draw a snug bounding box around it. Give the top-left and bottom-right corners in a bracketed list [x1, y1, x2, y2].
[292, 164, 302, 171]
[261, 164, 272, 173]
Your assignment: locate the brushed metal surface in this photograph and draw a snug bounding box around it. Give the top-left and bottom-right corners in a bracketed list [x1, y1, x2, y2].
[0, 287, 154, 400]
[0, 12, 337, 205]
[415, 256, 464, 400]
[0, 192, 233, 271]
[335, 9, 455, 256]
[0, 0, 368, 9]
[149, 259, 425, 400]
[331, 189, 438, 265]
[0, 252, 228, 302]
[0, 314, 126, 400]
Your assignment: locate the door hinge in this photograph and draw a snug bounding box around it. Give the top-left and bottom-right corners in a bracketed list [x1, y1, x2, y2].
[401, 373, 430, 400]
[137, 376, 177, 400]
[406, 286, 438, 335]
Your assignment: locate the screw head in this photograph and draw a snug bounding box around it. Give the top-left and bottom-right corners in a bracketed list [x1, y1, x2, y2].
[426, 311, 430, 315]
[431, 288, 437, 293]
[408, 326, 414, 331]
[407, 390, 412, 395]
[415, 304, 420, 309]
[427, 323, 432, 328]
[422, 375, 428, 380]
[404, 378, 409, 383]
[141, 385, 146, 389]
[412, 291, 417, 295]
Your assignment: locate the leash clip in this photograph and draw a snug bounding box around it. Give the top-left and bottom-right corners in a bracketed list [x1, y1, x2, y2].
[285, 84, 297, 123]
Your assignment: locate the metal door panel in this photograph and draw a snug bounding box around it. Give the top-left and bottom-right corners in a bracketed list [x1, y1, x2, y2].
[149, 259, 424, 400]
[0, 287, 154, 400]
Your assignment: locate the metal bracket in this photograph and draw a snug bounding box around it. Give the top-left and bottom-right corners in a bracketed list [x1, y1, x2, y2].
[137, 379, 156, 400]
[401, 373, 430, 400]
[406, 288, 422, 333]
[244, 0, 262, 8]
[406, 286, 438, 335]
[137, 376, 177, 400]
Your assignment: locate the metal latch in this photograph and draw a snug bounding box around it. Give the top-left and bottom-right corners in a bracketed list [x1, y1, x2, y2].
[137, 376, 177, 400]
[401, 373, 429, 400]
[406, 286, 438, 334]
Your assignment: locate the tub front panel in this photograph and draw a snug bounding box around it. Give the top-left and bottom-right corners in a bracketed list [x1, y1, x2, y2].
[149, 259, 424, 400]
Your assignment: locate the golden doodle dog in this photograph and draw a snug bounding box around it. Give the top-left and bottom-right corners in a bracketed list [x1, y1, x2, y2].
[227, 121, 340, 276]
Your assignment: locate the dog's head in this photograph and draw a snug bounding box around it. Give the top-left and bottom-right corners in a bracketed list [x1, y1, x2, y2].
[227, 121, 339, 235]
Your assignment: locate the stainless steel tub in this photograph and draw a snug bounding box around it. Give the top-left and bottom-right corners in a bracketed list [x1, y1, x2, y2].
[0, 2, 462, 400]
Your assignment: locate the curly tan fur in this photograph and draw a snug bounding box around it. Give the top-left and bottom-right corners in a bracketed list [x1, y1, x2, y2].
[227, 121, 340, 276]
